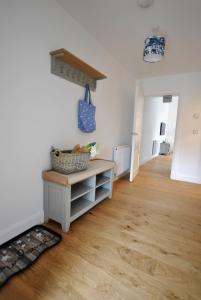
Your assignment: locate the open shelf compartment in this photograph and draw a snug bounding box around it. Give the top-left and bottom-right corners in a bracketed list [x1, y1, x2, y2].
[96, 174, 110, 188]
[96, 169, 112, 188]
[95, 186, 110, 202]
[70, 189, 94, 221]
[70, 197, 92, 222]
[71, 176, 95, 201]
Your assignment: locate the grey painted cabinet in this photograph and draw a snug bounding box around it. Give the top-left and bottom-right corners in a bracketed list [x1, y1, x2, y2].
[43, 160, 115, 232]
[160, 142, 170, 155]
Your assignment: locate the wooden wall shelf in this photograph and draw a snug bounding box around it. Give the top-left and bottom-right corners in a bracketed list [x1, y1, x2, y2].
[49, 48, 106, 91]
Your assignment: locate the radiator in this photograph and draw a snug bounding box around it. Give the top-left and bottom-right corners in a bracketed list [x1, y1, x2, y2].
[152, 140, 159, 155]
[113, 145, 130, 176]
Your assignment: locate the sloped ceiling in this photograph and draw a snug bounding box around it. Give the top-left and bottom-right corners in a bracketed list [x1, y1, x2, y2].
[56, 0, 201, 78]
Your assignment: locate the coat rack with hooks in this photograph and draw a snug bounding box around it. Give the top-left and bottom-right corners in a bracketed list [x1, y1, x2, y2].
[49, 48, 107, 91]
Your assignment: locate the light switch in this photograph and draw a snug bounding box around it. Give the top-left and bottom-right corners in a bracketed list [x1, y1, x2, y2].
[192, 129, 199, 135]
[192, 113, 200, 119]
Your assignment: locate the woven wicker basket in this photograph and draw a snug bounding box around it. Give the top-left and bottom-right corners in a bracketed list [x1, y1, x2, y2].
[51, 149, 90, 175]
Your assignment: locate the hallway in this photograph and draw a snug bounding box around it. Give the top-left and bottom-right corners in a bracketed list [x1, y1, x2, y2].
[140, 154, 172, 179]
[1, 156, 201, 300]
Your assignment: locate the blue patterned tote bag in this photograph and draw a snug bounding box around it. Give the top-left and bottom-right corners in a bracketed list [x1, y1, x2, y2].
[78, 84, 96, 133]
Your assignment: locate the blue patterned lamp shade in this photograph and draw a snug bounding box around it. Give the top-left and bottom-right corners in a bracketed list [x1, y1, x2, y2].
[143, 36, 165, 63]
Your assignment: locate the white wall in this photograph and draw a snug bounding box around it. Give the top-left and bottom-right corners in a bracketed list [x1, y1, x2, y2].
[139, 72, 201, 184]
[0, 0, 135, 243]
[140, 97, 169, 165]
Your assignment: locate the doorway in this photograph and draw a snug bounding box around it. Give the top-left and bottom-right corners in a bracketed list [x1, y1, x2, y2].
[140, 95, 179, 176]
[130, 89, 180, 182]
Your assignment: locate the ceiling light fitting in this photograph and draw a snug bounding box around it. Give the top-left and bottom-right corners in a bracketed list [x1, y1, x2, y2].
[143, 27, 166, 63]
[137, 0, 154, 8]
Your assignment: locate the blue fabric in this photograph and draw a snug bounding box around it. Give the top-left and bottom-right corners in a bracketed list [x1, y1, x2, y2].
[78, 84, 96, 133]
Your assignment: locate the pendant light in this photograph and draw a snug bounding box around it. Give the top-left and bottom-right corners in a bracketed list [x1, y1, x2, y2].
[143, 27, 166, 63]
[137, 0, 154, 9]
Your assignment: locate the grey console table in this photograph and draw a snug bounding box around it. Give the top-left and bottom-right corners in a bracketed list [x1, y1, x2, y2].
[160, 141, 170, 155]
[42, 160, 115, 232]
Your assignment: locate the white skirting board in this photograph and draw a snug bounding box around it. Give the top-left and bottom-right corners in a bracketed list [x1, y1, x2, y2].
[113, 145, 130, 177]
[171, 172, 201, 184]
[0, 211, 44, 245]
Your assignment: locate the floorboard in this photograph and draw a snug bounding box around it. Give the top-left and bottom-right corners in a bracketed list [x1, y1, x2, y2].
[1, 155, 201, 300]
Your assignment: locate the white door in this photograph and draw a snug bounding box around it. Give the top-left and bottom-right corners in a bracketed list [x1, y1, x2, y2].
[129, 84, 144, 182]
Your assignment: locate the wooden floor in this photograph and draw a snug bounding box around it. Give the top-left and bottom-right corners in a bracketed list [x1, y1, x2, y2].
[1, 156, 201, 300]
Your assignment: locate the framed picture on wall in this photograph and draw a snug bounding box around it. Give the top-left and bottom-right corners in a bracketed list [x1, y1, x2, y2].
[160, 122, 166, 135]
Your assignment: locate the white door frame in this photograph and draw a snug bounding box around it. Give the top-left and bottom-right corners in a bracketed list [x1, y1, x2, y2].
[130, 86, 181, 182]
[129, 83, 144, 181]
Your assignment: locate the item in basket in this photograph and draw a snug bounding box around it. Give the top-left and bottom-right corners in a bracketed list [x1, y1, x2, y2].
[86, 142, 100, 158]
[72, 144, 81, 153]
[79, 146, 89, 153]
[72, 144, 89, 154]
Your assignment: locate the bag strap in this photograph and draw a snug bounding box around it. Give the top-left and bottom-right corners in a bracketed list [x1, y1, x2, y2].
[84, 84, 93, 105]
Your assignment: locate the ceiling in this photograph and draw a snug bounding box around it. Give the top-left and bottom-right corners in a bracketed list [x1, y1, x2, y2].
[56, 0, 201, 78]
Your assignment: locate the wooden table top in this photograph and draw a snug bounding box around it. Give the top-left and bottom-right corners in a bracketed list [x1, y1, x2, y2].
[42, 159, 115, 186]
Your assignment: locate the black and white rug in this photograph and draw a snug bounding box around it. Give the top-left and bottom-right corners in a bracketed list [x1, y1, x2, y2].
[0, 225, 61, 287]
